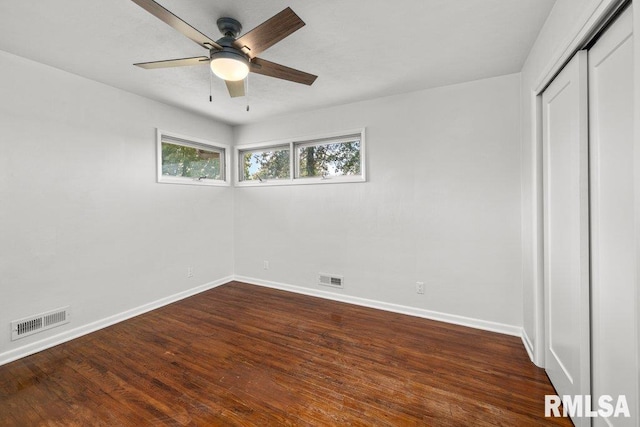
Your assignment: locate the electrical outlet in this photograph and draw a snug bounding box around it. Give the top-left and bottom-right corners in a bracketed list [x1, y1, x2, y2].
[263, 261, 269, 270]
[187, 267, 193, 278]
[416, 281, 425, 294]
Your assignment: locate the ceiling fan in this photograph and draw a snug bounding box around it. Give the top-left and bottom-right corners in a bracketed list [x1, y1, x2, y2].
[131, 0, 317, 98]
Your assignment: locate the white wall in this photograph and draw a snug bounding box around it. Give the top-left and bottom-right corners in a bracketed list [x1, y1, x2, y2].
[233, 74, 523, 331]
[0, 50, 234, 364]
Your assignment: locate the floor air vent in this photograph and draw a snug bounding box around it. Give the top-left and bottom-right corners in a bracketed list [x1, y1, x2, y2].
[11, 307, 70, 341]
[319, 274, 344, 289]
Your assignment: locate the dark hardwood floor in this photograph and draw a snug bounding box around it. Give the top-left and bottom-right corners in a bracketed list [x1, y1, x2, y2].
[0, 281, 570, 426]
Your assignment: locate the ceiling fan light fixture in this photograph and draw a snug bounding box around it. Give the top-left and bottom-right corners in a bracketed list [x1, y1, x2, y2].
[210, 50, 249, 81]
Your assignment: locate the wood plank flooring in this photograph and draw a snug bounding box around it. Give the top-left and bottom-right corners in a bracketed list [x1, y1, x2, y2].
[0, 281, 570, 426]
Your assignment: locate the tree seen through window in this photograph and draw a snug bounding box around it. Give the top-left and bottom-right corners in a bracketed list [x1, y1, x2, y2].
[162, 143, 221, 180]
[298, 141, 360, 178]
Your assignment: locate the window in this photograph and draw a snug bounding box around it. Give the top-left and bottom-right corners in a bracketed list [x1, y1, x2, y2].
[236, 129, 365, 186]
[240, 145, 290, 181]
[295, 135, 361, 179]
[157, 130, 230, 186]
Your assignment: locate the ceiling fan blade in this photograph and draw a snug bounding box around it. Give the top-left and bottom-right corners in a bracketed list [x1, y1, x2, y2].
[131, 0, 222, 50]
[225, 80, 246, 98]
[134, 56, 210, 69]
[250, 58, 317, 86]
[234, 7, 305, 58]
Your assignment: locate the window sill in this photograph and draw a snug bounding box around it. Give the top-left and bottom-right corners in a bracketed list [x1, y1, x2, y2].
[158, 177, 230, 187]
[235, 176, 366, 187]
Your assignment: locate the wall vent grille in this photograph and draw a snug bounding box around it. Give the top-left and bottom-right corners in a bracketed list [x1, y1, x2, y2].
[319, 274, 344, 288]
[11, 307, 70, 341]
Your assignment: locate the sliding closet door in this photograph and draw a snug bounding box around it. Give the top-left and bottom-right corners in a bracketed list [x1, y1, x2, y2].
[542, 50, 590, 426]
[589, 6, 636, 426]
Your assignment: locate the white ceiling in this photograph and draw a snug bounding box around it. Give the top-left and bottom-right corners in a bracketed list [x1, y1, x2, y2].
[0, 0, 555, 126]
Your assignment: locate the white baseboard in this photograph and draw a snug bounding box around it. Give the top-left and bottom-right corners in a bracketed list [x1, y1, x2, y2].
[234, 275, 523, 337]
[0, 276, 232, 367]
[521, 328, 535, 363]
[2, 276, 525, 366]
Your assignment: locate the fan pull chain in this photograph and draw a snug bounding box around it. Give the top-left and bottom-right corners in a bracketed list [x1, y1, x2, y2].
[245, 74, 250, 112]
[209, 71, 213, 102]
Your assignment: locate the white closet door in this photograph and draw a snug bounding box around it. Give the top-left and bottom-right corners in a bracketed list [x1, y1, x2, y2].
[589, 6, 636, 426]
[542, 50, 590, 427]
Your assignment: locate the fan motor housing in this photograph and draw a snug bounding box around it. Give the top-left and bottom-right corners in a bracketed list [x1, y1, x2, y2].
[212, 32, 250, 63]
[210, 46, 249, 65]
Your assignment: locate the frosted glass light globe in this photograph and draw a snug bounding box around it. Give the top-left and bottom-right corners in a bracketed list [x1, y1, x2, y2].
[210, 57, 249, 81]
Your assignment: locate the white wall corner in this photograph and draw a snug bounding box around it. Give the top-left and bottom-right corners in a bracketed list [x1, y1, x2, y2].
[234, 276, 523, 338]
[0, 276, 233, 367]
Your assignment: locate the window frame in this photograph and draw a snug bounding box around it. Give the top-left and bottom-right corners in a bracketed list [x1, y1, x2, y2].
[294, 134, 364, 180]
[157, 129, 231, 187]
[235, 128, 366, 187]
[237, 143, 292, 183]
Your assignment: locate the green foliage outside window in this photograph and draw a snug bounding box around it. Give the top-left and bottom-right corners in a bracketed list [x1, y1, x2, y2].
[298, 141, 360, 178]
[162, 142, 221, 180]
[242, 148, 290, 181]
[238, 134, 362, 183]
